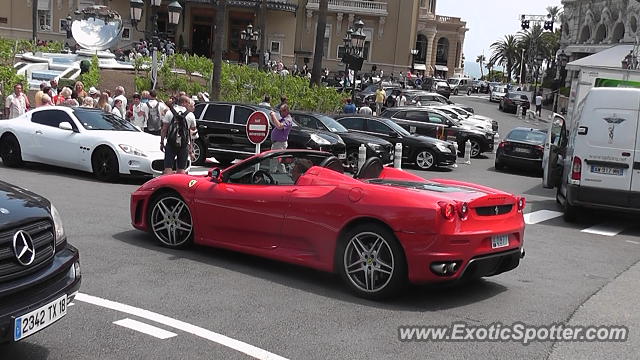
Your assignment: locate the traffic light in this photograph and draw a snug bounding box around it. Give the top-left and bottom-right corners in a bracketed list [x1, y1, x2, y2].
[544, 21, 554, 31]
[521, 20, 530, 30]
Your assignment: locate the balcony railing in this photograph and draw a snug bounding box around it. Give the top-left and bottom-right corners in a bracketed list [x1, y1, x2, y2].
[306, 0, 388, 17]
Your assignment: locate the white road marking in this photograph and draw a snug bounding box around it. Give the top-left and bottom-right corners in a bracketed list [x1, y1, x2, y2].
[524, 210, 563, 224]
[626, 240, 640, 245]
[75, 293, 288, 360]
[114, 318, 177, 339]
[581, 223, 628, 237]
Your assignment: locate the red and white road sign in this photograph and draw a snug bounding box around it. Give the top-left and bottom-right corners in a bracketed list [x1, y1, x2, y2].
[246, 111, 270, 145]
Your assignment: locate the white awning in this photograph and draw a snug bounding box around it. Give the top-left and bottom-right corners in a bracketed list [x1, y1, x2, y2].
[567, 44, 634, 70]
[434, 65, 448, 72]
[413, 63, 427, 71]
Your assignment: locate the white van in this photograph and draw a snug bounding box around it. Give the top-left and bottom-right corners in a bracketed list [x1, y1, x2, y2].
[447, 77, 472, 95]
[543, 87, 640, 221]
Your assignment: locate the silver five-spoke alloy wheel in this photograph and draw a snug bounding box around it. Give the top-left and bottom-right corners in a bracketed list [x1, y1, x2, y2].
[343, 232, 395, 293]
[151, 196, 193, 247]
[415, 150, 435, 170]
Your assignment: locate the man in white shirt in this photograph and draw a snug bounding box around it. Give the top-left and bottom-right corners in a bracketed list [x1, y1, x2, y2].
[160, 96, 197, 175]
[146, 90, 167, 135]
[358, 101, 373, 115]
[114, 86, 127, 117]
[4, 83, 29, 119]
[397, 92, 407, 107]
[535, 92, 543, 117]
[131, 93, 149, 131]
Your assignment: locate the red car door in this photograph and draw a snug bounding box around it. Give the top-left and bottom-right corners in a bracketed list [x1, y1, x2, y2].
[193, 181, 294, 250]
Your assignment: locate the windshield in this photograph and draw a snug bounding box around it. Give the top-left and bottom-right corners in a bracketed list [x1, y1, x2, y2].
[507, 129, 546, 144]
[384, 119, 411, 136]
[363, 85, 378, 93]
[448, 107, 470, 118]
[317, 114, 348, 132]
[448, 79, 460, 85]
[74, 109, 139, 131]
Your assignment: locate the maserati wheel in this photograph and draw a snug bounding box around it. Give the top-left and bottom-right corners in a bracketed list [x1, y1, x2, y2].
[0, 134, 23, 167]
[338, 223, 406, 299]
[92, 147, 119, 182]
[192, 139, 206, 166]
[149, 194, 193, 248]
[469, 139, 481, 158]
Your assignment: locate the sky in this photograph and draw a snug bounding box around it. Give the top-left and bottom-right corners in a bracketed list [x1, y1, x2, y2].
[437, 0, 563, 76]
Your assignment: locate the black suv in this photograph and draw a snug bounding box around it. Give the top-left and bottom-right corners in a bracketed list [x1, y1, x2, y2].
[500, 92, 530, 113]
[191, 102, 346, 166]
[335, 115, 457, 170]
[380, 107, 495, 158]
[0, 181, 80, 343]
[290, 111, 394, 170]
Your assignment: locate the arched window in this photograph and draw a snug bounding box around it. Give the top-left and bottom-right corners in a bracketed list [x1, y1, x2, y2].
[416, 34, 427, 63]
[594, 23, 607, 43]
[579, 26, 591, 43]
[612, 22, 625, 43]
[436, 37, 449, 65]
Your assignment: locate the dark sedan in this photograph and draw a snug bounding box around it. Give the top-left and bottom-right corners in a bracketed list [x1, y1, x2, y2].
[495, 127, 546, 172]
[290, 111, 394, 170]
[335, 115, 457, 170]
[500, 93, 530, 113]
[191, 102, 346, 166]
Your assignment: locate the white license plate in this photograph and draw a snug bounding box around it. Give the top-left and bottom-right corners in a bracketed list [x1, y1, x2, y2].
[491, 235, 509, 249]
[513, 147, 531, 154]
[14, 295, 67, 341]
[338, 153, 346, 160]
[591, 165, 623, 176]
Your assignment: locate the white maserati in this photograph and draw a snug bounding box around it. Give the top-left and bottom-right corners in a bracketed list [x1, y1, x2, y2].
[0, 106, 186, 181]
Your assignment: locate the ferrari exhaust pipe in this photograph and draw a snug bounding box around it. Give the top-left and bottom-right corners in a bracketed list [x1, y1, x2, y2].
[430, 261, 459, 276]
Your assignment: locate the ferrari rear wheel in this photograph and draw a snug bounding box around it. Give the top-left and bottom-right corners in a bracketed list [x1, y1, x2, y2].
[0, 134, 23, 167]
[149, 194, 193, 249]
[338, 223, 406, 299]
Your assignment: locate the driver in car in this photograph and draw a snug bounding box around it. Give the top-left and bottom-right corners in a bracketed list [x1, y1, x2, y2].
[290, 159, 314, 184]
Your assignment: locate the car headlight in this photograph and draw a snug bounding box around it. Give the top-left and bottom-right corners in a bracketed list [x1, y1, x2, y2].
[435, 143, 452, 153]
[367, 143, 383, 151]
[310, 134, 331, 145]
[50, 204, 65, 246]
[119, 144, 148, 157]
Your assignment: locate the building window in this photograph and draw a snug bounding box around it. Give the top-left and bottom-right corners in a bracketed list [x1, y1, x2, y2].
[38, 0, 52, 32]
[323, 25, 331, 59]
[430, 0, 437, 13]
[420, 0, 426, 8]
[416, 34, 427, 63]
[122, 27, 131, 40]
[337, 45, 346, 59]
[58, 18, 68, 33]
[436, 37, 449, 65]
[270, 40, 281, 54]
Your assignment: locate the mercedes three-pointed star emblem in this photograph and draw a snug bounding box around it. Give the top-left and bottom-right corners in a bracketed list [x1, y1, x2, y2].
[13, 230, 36, 266]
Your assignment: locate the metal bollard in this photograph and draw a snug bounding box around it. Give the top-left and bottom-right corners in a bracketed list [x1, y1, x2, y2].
[393, 143, 403, 169]
[493, 133, 500, 154]
[516, 105, 522, 118]
[451, 141, 458, 168]
[358, 144, 367, 172]
[463, 139, 472, 165]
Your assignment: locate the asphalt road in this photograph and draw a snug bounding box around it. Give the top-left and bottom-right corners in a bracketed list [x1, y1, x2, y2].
[2, 95, 639, 359]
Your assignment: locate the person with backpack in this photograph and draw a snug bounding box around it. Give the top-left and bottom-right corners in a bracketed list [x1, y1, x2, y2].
[146, 90, 166, 135]
[160, 96, 197, 175]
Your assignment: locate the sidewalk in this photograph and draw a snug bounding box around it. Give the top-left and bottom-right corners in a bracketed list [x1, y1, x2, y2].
[548, 259, 640, 359]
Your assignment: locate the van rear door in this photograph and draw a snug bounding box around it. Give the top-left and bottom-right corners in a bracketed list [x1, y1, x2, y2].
[629, 110, 640, 193]
[576, 89, 640, 192]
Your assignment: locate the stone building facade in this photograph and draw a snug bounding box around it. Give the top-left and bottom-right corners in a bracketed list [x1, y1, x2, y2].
[0, 0, 467, 78]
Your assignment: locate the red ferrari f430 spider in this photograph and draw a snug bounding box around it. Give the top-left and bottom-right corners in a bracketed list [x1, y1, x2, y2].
[131, 150, 525, 299]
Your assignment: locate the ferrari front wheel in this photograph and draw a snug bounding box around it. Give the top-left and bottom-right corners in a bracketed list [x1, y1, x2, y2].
[149, 194, 193, 249]
[338, 223, 407, 300]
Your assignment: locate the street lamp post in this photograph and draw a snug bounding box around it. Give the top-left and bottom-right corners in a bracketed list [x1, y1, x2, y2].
[342, 28, 353, 90]
[553, 50, 570, 113]
[533, 53, 544, 103]
[350, 20, 366, 102]
[410, 49, 419, 75]
[240, 24, 260, 65]
[129, 0, 182, 89]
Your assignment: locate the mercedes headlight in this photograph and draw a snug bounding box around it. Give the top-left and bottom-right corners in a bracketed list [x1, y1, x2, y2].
[119, 144, 148, 157]
[435, 143, 452, 153]
[367, 143, 383, 151]
[310, 134, 331, 145]
[50, 204, 66, 246]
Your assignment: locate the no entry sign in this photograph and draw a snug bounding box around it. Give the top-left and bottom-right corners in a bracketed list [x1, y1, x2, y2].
[246, 111, 270, 145]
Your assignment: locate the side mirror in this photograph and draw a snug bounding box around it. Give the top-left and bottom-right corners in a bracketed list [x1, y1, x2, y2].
[59, 122, 74, 131]
[208, 167, 223, 182]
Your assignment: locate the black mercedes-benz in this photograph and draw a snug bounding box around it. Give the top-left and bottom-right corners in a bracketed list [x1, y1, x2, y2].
[290, 111, 394, 170]
[0, 181, 80, 343]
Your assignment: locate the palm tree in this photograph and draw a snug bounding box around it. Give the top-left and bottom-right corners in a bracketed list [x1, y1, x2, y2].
[486, 59, 494, 81]
[310, 0, 328, 87]
[490, 34, 519, 82]
[546, 6, 562, 23]
[476, 54, 485, 79]
[211, 0, 226, 100]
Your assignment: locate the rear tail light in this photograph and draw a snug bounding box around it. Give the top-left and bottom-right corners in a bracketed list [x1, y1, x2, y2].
[535, 145, 544, 151]
[571, 156, 582, 181]
[498, 141, 506, 148]
[458, 202, 469, 219]
[517, 197, 526, 212]
[438, 201, 456, 220]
